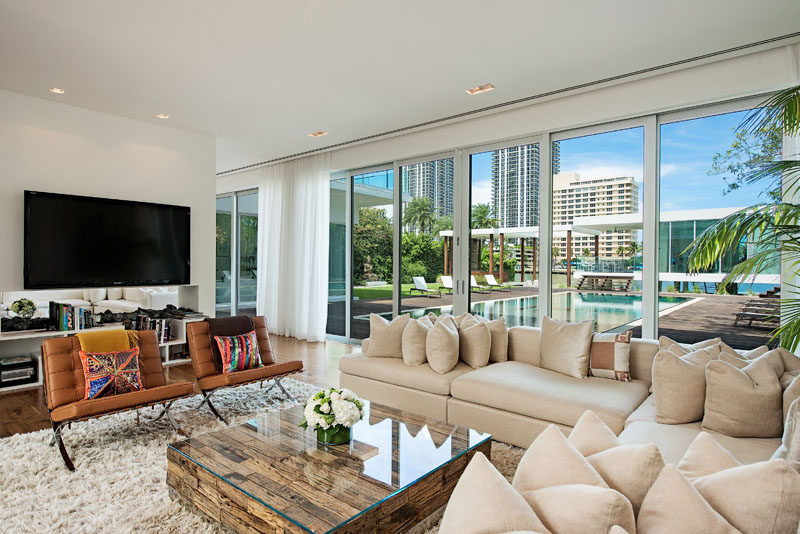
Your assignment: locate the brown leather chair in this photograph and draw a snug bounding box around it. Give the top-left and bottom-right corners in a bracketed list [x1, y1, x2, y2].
[42, 330, 195, 471]
[186, 316, 302, 424]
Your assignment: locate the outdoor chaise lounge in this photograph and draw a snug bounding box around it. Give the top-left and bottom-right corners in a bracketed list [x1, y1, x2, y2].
[471, 275, 491, 294]
[484, 274, 511, 292]
[410, 276, 442, 298]
[441, 275, 454, 292]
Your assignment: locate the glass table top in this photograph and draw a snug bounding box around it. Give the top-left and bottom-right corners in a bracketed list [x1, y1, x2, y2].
[168, 401, 491, 533]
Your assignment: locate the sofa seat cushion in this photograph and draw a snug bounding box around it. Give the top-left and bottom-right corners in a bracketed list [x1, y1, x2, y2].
[197, 361, 303, 390]
[93, 299, 140, 313]
[625, 393, 656, 427]
[339, 354, 472, 396]
[450, 361, 649, 433]
[54, 299, 92, 308]
[618, 421, 780, 466]
[50, 382, 195, 422]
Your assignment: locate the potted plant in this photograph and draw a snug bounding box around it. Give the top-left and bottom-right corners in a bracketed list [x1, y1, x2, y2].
[299, 387, 365, 445]
[10, 298, 36, 319]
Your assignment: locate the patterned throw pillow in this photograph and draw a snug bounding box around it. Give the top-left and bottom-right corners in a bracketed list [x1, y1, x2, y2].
[79, 347, 143, 399]
[589, 330, 632, 382]
[214, 330, 261, 373]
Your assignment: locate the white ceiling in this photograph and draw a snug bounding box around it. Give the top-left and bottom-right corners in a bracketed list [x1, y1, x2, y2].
[1, 1, 798, 174]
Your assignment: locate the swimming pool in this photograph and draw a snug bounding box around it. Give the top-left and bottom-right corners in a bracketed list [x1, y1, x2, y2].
[392, 292, 692, 333]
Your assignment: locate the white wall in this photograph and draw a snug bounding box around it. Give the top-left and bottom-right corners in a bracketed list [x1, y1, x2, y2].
[217, 41, 800, 193]
[0, 89, 217, 315]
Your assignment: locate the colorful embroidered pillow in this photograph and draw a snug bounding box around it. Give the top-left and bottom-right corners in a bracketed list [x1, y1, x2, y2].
[79, 347, 143, 400]
[214, 330, 261, 373]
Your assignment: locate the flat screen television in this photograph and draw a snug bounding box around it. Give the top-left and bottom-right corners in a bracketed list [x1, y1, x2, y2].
[24, 191, 190, 289]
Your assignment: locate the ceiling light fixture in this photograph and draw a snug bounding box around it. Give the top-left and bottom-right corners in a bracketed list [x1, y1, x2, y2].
[155, 113, 170, 119]
[308, 131, 328, 138]
[49, 87, 65, 94]
[465, 83, 495, 96]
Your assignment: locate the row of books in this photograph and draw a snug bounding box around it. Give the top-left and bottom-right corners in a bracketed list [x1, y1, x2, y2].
[48, 303, 96, 331]
[132, 316, 173, 344]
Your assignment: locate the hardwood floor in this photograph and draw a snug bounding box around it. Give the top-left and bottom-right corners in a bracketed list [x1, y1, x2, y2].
[0, 336, 359, 439]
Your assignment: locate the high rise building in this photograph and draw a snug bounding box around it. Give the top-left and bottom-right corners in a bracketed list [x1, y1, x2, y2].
[401, 158, 454, 216]
[552, 141, 561, 174]
[491, 144, 540, 227]
[552, 172, 640, 258]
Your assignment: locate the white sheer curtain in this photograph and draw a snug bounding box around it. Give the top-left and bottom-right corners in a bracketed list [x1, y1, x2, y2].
[256, 153, 330, 341]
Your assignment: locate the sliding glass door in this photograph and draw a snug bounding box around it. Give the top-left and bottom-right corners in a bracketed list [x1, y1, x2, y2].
[215, 189, 259, 318]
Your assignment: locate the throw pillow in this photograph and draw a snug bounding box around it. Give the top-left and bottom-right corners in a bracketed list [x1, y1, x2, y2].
[781, 369, 800, 390]
[652, 345, 720, 424]
[539, 316, 593, 379]
[520, 484, 635, 534]
[458, 314, 491, 369]
[693, 459, 800, 533]
[106, 287, 123, 300]
[483, 316, 509, 363]
[777, 346, 800, 373]
[79, 347, 143, 399]
[567, 410, 621, 456]
[586, 443, 664, 516]
[438, 452, 548, 534]
[401, 316, 432, 367]
[784, 375, 800, 421]
[214, 330, 261, 373]
[658, 335, 720, 355]
[366, 313, 410, 358]
[637, 465, 738, 534]
[702, 357, 783, 438]
[425, 317, 459, 374]
[772, 398, 800, 474]
[676, 432, 740, 481]
[512, 425, 607, 493]
[589, 330, 632, 382]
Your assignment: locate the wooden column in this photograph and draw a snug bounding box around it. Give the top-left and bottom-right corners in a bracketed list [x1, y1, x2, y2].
[499, 233, 505, 282]
[532, 238, 537, 283]
[566, 230, 572, 287]
[443, 236, 449, 276]
[520, 237, 526, 282]
[594, 234, 600, 270]
[488, 234, 494, 275]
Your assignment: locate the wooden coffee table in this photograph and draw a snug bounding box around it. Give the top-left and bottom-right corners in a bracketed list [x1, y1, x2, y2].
[166, 401, 492, 533]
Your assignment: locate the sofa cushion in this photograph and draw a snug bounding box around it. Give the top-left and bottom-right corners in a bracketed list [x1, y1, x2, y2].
[106, 287, 123, 300]
[568, 410, 622, 456]
[458, 315, 491, 369]
[589, 330, 632, 382]
[659, 335, 720, 355]
[694, 459, 800, 534]
[49, 382, 194, 422]
[587, 443, 664, 515]
[450, 361, 649, 433]
[676, 432, 741, 481]
[507, 326, 541, 366]
[618, 420, 781, 466]
[540, 316, 593, 379]
[480, 316, 509, 363]
[196, 361, 302, 390]
[93, 299, 140, 313]
[339, 354, 471, 396]
[367, 313, 410, 358]
[426, 317, 460, 374]
[438, 452, 548, 534]
[637, 465, 738, 534]
[520, 484, 634, 534]
[652, 345, 720, 424]
[772, 398, 800, 474]
[401, 316, 431, 367]
[702, 357, 783, 438]
[624, 393, 656, 427]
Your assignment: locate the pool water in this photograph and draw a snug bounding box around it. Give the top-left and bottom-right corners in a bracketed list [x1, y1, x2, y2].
[397, 292, 691, 333]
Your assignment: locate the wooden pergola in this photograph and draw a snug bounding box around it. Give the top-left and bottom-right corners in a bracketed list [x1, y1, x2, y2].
[439, 225, 601, 285]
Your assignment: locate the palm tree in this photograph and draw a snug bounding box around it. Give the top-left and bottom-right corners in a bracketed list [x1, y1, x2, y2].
[581, 247, 592, 257]
[625, 242, 642, 258]
[616, 245, 626, 258]
[403, 196, 436, 234]
[471, 203, 500, 270]
[686, 85, 800, 349]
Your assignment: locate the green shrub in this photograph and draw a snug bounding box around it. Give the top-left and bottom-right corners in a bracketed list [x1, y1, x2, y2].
[401, 261, 428, 284]
[664, 285, 675, 293]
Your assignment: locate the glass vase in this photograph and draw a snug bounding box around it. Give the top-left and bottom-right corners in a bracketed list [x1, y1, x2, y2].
[316, 424, 352, 445]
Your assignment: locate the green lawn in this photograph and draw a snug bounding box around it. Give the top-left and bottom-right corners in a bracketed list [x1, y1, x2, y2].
[353, 283, 446, 300]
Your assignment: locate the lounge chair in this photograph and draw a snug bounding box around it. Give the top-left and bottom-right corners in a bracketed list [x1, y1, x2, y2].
[471, 275, 491, 294]
[733, 311, 779, 328]
[441, 276, 454, 293]
[409, 276, 442, 298]
[484, 274, 511, 292]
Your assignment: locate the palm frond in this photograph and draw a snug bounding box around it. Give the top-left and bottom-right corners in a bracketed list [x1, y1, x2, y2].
[739, 85, 800, 136]
[771, 296, 800, 351]
[744, 159, 800, 197]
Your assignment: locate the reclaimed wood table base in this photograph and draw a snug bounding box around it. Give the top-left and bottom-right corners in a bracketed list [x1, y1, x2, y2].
[167, 402, 491, 534]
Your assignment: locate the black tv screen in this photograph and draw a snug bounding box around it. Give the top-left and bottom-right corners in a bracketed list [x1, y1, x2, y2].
[24, 191, 190, 289]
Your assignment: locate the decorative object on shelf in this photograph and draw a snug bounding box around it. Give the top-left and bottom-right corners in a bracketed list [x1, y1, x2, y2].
[10, 298, 36, 318]
[100, 304, 201, 328]
[0, 316, 50, 332]
[299, 387, 365, 445]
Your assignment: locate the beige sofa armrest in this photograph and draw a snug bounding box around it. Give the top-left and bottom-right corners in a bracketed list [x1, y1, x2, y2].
[629, 338, 659, 384]
[360, 338, 370, 354]
[508, 326, 541, 366]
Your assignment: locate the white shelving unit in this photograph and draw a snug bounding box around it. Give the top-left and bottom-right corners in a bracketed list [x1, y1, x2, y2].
[159, 316, 205, 366]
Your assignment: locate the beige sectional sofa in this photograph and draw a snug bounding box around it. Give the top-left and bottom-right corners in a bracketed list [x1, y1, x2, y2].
[340, 325, 782, 464]
[340, 325, 656, 447]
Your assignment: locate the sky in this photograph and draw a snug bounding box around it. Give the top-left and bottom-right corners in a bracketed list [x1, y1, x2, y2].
[471, 109, 773, 212]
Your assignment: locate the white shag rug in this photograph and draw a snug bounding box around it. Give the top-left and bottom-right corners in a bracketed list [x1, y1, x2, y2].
[0, 379, 522, 534]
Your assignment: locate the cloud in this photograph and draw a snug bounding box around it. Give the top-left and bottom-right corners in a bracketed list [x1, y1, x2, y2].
[660, 163, 678, 176]
[471, 181, 492, 205]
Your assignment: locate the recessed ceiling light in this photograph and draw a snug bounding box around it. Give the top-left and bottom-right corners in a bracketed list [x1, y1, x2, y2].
[308, 131, 328, 138]
[465, 83, 495, 96]
[49, 87, 65, 94]
[155, 113, 170, 119]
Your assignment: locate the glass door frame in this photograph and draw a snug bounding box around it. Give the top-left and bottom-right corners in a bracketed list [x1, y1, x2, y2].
[215, 187, 258, 318]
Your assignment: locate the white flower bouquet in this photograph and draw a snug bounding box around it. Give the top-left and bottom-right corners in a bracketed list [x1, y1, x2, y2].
[299, 387, 365, 445]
